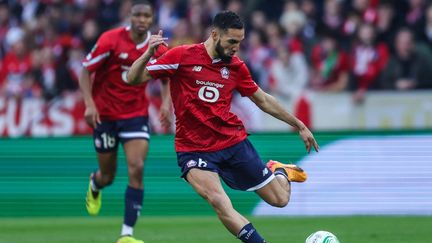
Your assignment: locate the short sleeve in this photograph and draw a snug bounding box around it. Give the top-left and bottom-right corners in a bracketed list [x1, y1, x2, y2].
[153, 44, 169, 59]
[236, 63, 259, 96]
[82, 32, 112, 72]
[146, 46, 183, 79]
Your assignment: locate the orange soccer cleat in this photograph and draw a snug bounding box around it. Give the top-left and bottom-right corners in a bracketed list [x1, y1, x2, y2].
[266, 160, 307, 183]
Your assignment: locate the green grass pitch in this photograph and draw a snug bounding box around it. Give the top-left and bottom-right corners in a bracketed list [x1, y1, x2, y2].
[1, 135, 431, 242]
[0, 216, 430, 242]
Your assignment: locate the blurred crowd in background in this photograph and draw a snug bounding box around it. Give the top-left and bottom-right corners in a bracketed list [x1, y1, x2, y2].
[1, 0, 432, 104]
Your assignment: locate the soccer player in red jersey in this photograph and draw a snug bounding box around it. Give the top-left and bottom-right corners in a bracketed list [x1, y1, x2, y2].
[78, 1, 170, 242]
[128, 11, 319, 243]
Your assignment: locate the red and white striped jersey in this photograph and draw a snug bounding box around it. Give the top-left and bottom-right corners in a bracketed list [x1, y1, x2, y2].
[83, 26, 167, 120]
[146, 43, 258, 152]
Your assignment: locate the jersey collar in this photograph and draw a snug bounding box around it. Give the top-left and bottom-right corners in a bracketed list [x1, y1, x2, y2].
[212, 58, 222, 64]
[201, 43, 223, 64]
[125, 26, 151, 50]
[136, 30, 151, 50]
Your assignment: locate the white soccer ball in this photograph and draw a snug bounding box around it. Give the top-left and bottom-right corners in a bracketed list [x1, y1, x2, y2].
[305, 231, 340, 243]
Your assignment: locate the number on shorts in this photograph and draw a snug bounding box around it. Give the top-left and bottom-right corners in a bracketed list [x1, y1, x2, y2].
[101, 133, 116, 148]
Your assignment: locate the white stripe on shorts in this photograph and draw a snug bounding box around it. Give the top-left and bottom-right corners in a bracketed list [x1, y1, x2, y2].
[246, 174, 275, 191]
[118, 132, 150, 139]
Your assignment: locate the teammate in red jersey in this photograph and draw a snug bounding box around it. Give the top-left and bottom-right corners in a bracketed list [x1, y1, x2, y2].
[78, 1, 170, 243]
[128, 11, 319, 243]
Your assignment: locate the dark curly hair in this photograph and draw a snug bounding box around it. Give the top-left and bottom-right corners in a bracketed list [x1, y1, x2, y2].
[212, 11, 244, 31]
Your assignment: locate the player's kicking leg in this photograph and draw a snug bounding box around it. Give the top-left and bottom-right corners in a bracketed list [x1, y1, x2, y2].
[86, 151, 118, 215]
[187, 168, 267, 243]
[255, 160, 307, 208]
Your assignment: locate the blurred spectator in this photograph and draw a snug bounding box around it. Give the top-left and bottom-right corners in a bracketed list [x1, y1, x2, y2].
[310, 30, 349, 92]
[157, 0, 180, 38]
[268, 46, 308, 99]
[375, 1, 400, 45]
[97, 0, 121, 31]
[205, 0, 222, 19]
[118, 0, 133, 26]
[31, 47, 56, 100]
[264, 21, 284, 54]
[55, 45, 82, 96]
[350, 22, 389, 103]
[1, 0, 432, 135]
[248, 10, 267, 32]
[226, 0, 243, 16]
[0, 27, 36, 99]
[418, 3, 432, 49]
[245, 29, 272, 89]
[405, 0, 426, 38]
[187, 0, 212, 42]
[319, 0, 344, 34]
[81, 19, 100, 53]
[379, 28, 432, 90]
[300, 0, 318, 43]
[351, 0, 378, 24]
[0, 1, 10, 58]
[169, 18, 196, 47]
[279, 0, 306, 53]
[342, 11, 362, 43]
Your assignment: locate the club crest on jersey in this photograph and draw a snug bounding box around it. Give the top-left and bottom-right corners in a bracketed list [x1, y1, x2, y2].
[186, 160, 197, 168]
[220, 67, 229, 79]
[119, 52, 128, 59]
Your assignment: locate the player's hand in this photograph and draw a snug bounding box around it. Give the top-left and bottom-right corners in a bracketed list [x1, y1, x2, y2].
[159, 102, 172, 129]
[146, 30, 168, 56]
[298, 126, 319, 153]
[84, 105, 101, 128]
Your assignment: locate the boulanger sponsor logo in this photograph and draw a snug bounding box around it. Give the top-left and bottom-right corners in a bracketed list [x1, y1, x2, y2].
[196, 80, 224, 103]
[198, 86, 219, 103]
[195, 80, 224, 88]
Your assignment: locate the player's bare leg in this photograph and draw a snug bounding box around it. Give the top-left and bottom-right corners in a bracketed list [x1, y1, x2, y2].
[187, 169, 266, 242]
[119, 139, 148, 240]
[255, 175, 291, 207]
[187, 169, 248, 234]
[86, 151, 118, 216]
[94, 151, 118, 189]
[256, 160, 307, 207]
[123, 139, 148, 188]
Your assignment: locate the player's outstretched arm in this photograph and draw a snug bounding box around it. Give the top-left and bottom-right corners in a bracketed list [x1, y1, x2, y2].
[127, 30, 168, 85]
[249, 88, 319, 153]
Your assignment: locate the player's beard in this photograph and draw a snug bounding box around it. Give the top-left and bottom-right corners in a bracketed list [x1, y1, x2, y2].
[215, 40, 232, 63]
